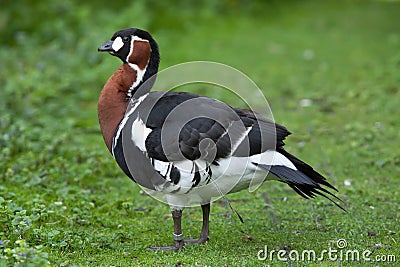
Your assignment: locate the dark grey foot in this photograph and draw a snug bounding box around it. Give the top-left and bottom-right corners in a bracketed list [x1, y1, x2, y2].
[151, 204, 211, 252]
[184, 236, 209, 245]
[149, 240, 184, 251]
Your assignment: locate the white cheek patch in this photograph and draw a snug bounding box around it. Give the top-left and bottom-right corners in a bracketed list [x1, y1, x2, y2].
[112, 36, 124, 52]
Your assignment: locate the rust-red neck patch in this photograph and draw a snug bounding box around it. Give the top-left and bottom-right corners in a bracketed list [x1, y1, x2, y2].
[127, 40, 151, 70]
[98, 64, 137, 151]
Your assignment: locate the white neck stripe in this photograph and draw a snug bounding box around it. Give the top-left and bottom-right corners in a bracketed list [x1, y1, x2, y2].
[126, 36, 150, 97]
[131, 35, 149, 42]
[127, 63, 147, 97]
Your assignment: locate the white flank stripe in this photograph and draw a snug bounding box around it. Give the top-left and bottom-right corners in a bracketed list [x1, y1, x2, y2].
[173, 160, 194, 173]
[271, 152, 297, 169]
[251, 150, 297, 170]
[153, 160, 171, 178]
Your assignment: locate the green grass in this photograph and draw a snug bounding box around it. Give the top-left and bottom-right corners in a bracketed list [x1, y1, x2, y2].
[1, 0, 399, 266]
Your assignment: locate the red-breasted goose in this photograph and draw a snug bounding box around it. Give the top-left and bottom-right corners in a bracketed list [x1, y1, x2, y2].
[97, 28, 343, 251]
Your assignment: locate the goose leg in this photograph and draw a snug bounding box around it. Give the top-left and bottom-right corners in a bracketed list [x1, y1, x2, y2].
[150, 209, 184, 251]
[184, 203, 210, 244]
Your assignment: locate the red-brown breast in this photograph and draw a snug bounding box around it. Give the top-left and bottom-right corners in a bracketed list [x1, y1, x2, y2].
[98, 64, 137, 151]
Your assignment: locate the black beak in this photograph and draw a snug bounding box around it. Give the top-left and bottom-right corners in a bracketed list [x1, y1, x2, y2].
[98, 40, 114, 52]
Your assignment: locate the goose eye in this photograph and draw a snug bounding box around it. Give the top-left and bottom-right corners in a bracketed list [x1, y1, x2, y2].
[122, 36, 130, 43]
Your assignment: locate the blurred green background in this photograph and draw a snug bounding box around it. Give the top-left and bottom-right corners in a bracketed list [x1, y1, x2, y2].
[1, 0, 399, 266]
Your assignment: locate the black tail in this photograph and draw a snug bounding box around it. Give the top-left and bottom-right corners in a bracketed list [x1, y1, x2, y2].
[258, 149, 346, 212]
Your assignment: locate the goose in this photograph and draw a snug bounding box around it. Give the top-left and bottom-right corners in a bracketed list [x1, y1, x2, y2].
[97, 28, 343, 251]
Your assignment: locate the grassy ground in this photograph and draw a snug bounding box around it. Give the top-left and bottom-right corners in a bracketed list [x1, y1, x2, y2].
[1, 0, 399, 266]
